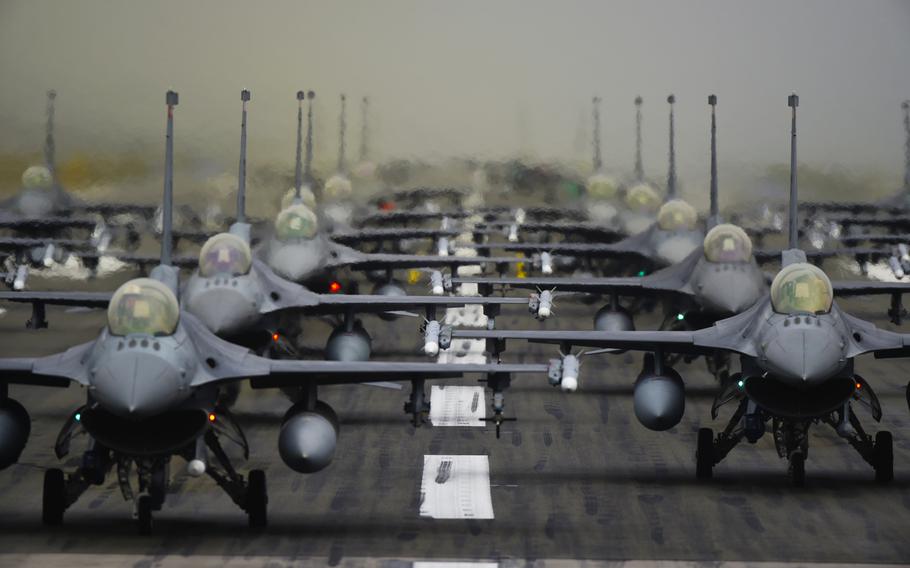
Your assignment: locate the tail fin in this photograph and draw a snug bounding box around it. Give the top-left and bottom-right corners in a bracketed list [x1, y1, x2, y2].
[902, 100, 910, 192]
[44, 90, 57, 181]
[788, 93, 800, 250]
[161, 91, 178, 267]
[236, 89, 250, 223]
[294, 91, 305, 200]
[666, 94, 677, 199]
[708, 95, 719, 226]
[634, 96, 644, 181]
[592, 96, 602, 172]
[305, 91, 315, 185]
[337, 94, 347, 174]
[360, 96, 369, 162]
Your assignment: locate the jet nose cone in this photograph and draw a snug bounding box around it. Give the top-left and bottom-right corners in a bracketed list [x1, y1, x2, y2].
[759, 318, 846, 388]
[92, 349, 185, 419]
[185, 286, 258, 336]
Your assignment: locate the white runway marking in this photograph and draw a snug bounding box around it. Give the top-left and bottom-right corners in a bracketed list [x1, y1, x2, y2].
[429, 386, 485, 427]
[419, 455, 494, 520]
[414, 562, 498, 568]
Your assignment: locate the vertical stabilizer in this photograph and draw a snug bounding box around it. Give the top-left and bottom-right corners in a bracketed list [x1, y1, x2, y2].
[708, 95, 719, 225]
[666, 94, 677, 199]
[592, 96, 602, 172]
[236, 89, 250, 223]
[634, 96, 644, 181]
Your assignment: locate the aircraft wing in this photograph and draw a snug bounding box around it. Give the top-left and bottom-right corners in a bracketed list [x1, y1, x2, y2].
[753, 247, 891, 264]
[0, 216, 99, 232]
[0, 290, 113, 308]
[330, 227, 461, 245]
[467, 241, 648, 259]
[474, 221, 624, 243]
[324, 241, 520, 270]
[181, 311, 547, 387]
[301, 293, 529, 315]
[451, 275, 645, 294]
[832, 281, 910, 297]
[0, 341, 96, 387]
[72, 203, 159, 218]
[449, 302, 764, 357]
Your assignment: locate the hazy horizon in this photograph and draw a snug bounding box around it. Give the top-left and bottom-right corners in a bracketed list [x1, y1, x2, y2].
[1, 0, 909, 201]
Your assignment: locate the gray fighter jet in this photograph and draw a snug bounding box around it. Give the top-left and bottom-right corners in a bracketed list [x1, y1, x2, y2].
[441, 95, 910, 486]
[0, 90, 549, 532]
[1, 91, 542, 360]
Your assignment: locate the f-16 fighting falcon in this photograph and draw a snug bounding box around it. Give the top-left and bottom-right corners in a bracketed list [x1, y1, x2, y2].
[443, 94, 910, 487]
[0, 90, 549, 533]
[0, 91, 544, 365]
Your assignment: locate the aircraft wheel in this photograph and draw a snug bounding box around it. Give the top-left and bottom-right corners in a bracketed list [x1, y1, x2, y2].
[42, 468, 66, 526]
[137, 495, 153, 535]
[873, 431, 893, 484]
[695, 428, 714, 480]
[789, 452, 806, 488]
[246, 469, 268, 528]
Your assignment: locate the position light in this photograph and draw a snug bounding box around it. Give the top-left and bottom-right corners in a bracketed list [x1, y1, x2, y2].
[379, 201, 396, 211]
[74, 413, 81, 422]
[272, 332, 280, 342]
[676, 313, 685, 321]
[855, 382, 862, 390]
[208, 413, 216, 423]
[637, 270, 647, 277]
[737, 380, 745, 389]
[328, 281, 342, 293]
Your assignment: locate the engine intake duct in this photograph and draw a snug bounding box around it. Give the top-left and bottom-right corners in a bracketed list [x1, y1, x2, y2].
[744, 376, 855, 419]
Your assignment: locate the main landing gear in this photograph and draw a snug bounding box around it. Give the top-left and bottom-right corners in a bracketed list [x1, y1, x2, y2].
[43, 414, 267, 533]
[700, 381, 892, 486]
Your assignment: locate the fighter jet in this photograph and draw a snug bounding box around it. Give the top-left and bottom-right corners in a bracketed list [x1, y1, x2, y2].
[0, 90, 549, 532]
[441, 94, 910, 487]
[2, 91, 544, 362]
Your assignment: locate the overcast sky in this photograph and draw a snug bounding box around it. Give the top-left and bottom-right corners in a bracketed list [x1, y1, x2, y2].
[1, 0, 909, 190]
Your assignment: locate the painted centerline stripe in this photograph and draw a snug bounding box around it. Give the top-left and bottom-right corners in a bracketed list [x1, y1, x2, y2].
[419, 455, 494, 519]
[429, 386, 485, 427]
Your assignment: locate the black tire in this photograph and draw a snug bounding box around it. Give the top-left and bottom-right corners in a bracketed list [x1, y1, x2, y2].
[874, 431, 894, 484]
[42, 469, 66, 526]
[137, 495, 153, 535]
[790, 452, 806, 488]
[246, 469, 268, 528]
[695, 428, 714, 480]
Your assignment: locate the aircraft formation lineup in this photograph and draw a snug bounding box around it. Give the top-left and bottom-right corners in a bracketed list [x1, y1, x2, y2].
[2, 87, 910, 534]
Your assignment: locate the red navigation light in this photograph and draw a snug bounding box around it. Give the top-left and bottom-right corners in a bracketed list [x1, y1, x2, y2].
[329, 281, 342, 293]
[272, 332, 280, 342]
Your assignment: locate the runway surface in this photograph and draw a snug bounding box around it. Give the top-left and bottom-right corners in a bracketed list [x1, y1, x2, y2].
[0, 285, 909, 566]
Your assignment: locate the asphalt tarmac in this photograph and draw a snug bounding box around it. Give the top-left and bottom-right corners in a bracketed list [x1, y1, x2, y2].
[0, 283, 909, 566]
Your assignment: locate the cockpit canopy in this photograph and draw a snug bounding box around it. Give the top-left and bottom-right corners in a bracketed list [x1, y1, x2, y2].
[22, 165, 53, 190]
[770, 263, 833, 315]
[198, 233, 252, 277]
[703, 223, 753, 263]
[281, 186, 317, 211]
[324, 175, 353, 201]
[108, 278, 180, 336]
[586, 174, 618, 200]
[657, 199, 698, 231]
[624, 183, 661, 212]
[275, 204, 319, 241]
